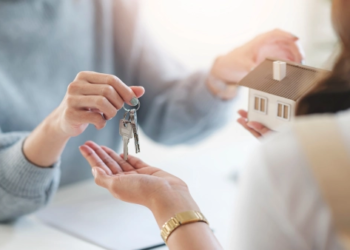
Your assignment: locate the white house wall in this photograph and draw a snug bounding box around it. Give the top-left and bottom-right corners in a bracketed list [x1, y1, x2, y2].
[248, 89, 296, 132]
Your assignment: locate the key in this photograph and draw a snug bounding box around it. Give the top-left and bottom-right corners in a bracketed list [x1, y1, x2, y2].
[130, 109, 140, 153]
[119, 118, 133, 160]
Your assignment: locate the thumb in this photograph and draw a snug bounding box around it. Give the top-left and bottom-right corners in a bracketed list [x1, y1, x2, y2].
[130, 86, 145, 98]
[92, 167, 111, 189]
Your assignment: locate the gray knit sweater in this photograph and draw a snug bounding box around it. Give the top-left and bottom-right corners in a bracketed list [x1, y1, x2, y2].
[0, 0, 233, 222]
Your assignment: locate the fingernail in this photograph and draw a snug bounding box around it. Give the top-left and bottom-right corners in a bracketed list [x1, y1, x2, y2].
[79, 146, 86, 154]
[130, 97, 139, 106]
[92, 168, 97, 178]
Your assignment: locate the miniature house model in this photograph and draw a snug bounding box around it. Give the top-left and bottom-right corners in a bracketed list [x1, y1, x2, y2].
[239, 58, 325, 131]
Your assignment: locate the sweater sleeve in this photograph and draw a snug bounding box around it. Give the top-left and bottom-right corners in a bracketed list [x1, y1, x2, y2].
[0, 129, 60, 222]
[113, 1, 236, 145]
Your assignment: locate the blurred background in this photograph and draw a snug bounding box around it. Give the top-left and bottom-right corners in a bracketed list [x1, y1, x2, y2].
[133, 3, 338, 246]
[137, 0, 337, 166]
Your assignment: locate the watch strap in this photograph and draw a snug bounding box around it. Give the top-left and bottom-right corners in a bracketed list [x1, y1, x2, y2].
[160, 210, 209, 243]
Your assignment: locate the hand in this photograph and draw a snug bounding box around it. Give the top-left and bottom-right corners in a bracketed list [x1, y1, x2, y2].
[79, 141, 199, 227]
[210, 29, 303, 85]
[237, 110, 272, 139]
[52, 71, 145, 138]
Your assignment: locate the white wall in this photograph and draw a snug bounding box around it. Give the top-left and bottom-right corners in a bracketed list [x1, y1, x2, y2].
[248, 89, 296, 132]
[140, 0, 337, 70]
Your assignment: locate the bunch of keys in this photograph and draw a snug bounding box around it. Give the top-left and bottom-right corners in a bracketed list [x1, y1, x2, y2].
[119, 101, 141, 160]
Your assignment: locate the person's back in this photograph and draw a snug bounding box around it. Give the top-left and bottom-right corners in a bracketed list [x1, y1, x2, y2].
[230, 110, 350, 250]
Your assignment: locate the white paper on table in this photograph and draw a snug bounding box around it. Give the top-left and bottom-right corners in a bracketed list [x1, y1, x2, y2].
[36, 184, 164, 250]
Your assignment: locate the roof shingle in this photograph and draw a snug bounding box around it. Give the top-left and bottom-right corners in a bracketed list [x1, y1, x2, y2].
[239, 58, 328, 101]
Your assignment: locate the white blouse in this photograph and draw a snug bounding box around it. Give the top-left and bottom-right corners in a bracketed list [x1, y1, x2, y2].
[231, 110, 350, 250]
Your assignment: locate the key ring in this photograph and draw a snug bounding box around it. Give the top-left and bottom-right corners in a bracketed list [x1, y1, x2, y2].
[123, 101, 140, 112]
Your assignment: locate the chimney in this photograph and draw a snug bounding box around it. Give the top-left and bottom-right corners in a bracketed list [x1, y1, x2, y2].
[273, 61, 287, 81]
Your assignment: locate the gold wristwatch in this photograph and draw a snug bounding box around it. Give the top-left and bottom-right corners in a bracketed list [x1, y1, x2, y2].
[160, 210, 209, 243]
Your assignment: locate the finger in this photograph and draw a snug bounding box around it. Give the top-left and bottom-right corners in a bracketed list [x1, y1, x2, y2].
[257, 48, 295, 64]
[79, 145, 113, 175]
[84, 141, 123, 174]
[247, 121, 271, 135]
[68, 95, 117, 120]
[65, 108, 107, 129]
[130, 86, 145, 98]
[92, 167, 113, 189]
[99, 146, 135, 172]
[122, 154, 148, 169]
[263, 30, 303, 63]
[70, 82, 124, 110]
[237, 109, 248, 119]
[268, 29, 299, 41]
[275, 40, 303, 63]
[75, 71, 145, 106]
[255, 42, 296, 65]
[237, 118, 262, 138]
[265, 42, 297, 61]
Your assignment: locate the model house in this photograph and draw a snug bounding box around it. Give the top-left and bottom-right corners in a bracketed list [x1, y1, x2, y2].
[239, 58, 326, 131]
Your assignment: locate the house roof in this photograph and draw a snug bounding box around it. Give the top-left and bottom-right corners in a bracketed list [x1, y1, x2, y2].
[238, 58, 328, 101]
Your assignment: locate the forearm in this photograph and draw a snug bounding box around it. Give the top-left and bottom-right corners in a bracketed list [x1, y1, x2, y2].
[139, 71, 236, 145]
[0, 171, 59, 222]
[149, 191, 223, 250]
[167, 223, 221, 250]
[0, 133, 60, 222]
[23, 109, 69, 167]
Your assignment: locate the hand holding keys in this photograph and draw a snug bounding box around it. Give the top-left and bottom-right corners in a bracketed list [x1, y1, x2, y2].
[119, 102, 141, 160]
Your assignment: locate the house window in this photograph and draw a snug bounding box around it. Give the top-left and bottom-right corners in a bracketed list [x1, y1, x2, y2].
[254, 96, 267, 114]
[277, 102, 291, 120]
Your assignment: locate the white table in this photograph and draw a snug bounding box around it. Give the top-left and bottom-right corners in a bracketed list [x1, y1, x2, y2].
[0, 216, 104, 250]
[0, 119, 257, 250]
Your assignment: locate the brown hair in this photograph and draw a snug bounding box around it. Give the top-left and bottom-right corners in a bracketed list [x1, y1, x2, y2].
[295, 0, 350, 116]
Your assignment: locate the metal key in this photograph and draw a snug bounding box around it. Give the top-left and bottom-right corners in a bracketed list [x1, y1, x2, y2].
[130, 109, 140, 153]
[119, 118, 133, 160]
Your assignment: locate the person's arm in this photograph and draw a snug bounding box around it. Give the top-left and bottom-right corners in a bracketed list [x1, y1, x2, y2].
[78, 135, 342, 250]
[0, 72, 144, 222]
[112, 1, 302, 145]
[79, 141, 223, 250]
[23, 72, 145, 167]
[0, 129, 60, 222]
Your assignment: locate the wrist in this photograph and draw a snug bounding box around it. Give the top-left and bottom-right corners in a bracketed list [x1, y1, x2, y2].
[45, 108, 71, 141]
[23, 109, 70, 168]
[148, 190, 200, 229]
[206, 73, 238, 100]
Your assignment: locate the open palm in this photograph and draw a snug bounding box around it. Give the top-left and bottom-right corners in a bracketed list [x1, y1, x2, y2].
[79, 141, 188, 208]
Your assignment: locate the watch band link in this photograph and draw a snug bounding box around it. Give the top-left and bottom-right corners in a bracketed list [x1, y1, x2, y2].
[160, 211, 209, 243]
